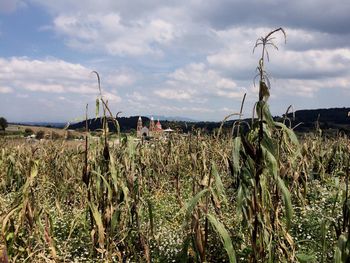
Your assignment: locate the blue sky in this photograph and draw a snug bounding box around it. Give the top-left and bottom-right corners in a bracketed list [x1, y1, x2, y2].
[1, 0, 350, 122]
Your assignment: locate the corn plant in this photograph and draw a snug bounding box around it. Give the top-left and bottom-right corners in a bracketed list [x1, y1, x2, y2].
[1, 159, 58, 262]
[180, 135, 236, 262]
[332, 136, 350, 262]
[230, 28, 300, 262]
[83, 71, 153, 262]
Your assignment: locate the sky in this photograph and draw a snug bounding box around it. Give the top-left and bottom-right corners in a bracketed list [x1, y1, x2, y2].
[0, 0, 350, 122]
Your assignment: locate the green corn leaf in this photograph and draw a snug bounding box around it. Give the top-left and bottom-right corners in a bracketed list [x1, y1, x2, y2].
[211, 162, 227, 205]
[206, 213, 236, 263]
[147, 199, 154, 237]
[337, 234, 347, 255]
[128, 140, 136, 159]
[275, 122, 300, 147]
[176, 235, 191, 263]
[256, 101, 274, 128]
[23, 161, 39, 194]
[320, 219, 327, 263]
[184, 188, 209, 220]
[89, 202, 105, 249]
[111, 209, 120, 234]
[334, 247, 341, 263]
[296, 253, 315, 263]
[261, 131, 276, 156]
[109, 156, 122, 194]
[93, 171, 113, 202]
[236, 186, 244, 216]
[277, 176, 293, 229]
[232, 137, 241, 175]
[262, 145, 277, 179]
[1, 206, 21, 237]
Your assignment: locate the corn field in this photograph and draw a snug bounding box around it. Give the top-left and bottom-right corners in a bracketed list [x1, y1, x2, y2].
[0, 29, 349, 263]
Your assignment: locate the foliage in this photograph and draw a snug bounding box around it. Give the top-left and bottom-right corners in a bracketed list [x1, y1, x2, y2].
[0, 128, 348, 262]
[227, 28, 300, 262]
[35, 130, 45, 140]
[0, 117, 8, 132]
[24, 128, 34, 136]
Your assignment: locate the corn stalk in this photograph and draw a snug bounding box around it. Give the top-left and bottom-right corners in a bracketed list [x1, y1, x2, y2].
[232, 28, 299, 262]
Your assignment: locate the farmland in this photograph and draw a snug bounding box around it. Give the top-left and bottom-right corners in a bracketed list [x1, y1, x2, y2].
[0, 28, 349, 263]
[0, 129, 349, 263]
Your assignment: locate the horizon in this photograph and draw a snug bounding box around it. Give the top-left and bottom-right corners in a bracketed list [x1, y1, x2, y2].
[1, 1, 350, 122]
[8, 105, 350, 124]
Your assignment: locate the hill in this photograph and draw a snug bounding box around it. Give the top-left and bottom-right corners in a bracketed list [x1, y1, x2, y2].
[11, 122, 66, 128]
[68, 116, 147, 132]
[68, 107, 350, 135]
[286, 107, 350, 133]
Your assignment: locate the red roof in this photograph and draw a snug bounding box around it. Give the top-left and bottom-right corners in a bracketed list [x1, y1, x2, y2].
[155, 120, 162, 131]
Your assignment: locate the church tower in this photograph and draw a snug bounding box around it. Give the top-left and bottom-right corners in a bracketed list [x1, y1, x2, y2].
[155, 119, 162, 131]
[137, 116, 142, 137]
[149, 117, 155, 132]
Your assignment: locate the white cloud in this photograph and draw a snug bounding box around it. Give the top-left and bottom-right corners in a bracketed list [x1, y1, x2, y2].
[155, 63, 247, 101]
[150, 104, 214, 114]
[24, 83, 65, 93]
[103, 91, 121, 103]
[275, 77, 350, 98]
[216, 90, 245, 99]
[154, 89, 194, 100]
[269, 48, 350, 79]
[0, 57, 116, 97]
[208, 26, 350, 78]
[52, 13, 179, 56]
[105, 71, 136, 87]
[204, 26, 350, 101]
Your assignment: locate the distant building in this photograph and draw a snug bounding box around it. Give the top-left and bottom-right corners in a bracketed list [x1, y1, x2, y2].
[140, 126, 149, 137]
[155, 119, 162, 132]
[137, 116, 163, 138]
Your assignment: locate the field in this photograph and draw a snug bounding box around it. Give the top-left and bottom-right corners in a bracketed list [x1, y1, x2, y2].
[1, 29, 349, 263]
[4, 125, 82, 140]
[0, 130, 349, 263]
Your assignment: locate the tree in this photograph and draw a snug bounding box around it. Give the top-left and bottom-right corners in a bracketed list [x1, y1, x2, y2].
[0, 117, 8, 133]
[35, 130, 45, 140]
[24, 128, 34, 136]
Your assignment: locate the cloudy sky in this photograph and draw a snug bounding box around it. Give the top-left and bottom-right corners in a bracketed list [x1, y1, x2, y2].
[0, 0, 350, 122]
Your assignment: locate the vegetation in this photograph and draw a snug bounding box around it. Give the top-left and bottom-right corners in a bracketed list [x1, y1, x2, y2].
[0, 117, 8, 134]
[0, 28, 349, 262]
[24, 128, 34, 136]
[69, 107, 350, 135]
[35, 130, 45, 140]
[0, 124, 348, 262]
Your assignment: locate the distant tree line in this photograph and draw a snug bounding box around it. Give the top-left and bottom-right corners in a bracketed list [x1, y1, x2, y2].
[67, 107, 350, 135]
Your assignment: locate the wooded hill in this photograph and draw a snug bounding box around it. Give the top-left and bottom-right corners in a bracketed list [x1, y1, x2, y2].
[68, 107, 350, 135]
